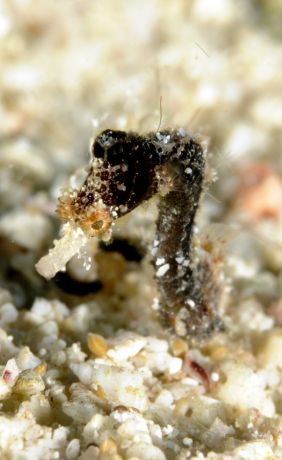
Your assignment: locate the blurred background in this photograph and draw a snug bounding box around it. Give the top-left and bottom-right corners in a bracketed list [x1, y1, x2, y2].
[0, 0, 282, 308]
[1, 4, 282, 457]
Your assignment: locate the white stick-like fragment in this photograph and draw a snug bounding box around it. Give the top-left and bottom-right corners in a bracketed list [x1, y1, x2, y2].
[35, 224, 88, 279]
[156, 263, 170, 277]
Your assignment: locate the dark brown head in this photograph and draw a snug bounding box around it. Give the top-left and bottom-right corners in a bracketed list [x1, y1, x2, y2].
[91, 129, 161, 216]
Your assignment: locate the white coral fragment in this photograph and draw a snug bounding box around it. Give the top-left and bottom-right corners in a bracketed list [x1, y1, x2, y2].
[35, 224, 88, 279]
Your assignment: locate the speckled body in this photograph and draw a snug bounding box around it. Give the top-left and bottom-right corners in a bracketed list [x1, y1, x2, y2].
[63, 129, 222, 338]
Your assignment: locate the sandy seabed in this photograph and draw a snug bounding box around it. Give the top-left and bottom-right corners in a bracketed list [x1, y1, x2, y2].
[0, 0, 282, 459]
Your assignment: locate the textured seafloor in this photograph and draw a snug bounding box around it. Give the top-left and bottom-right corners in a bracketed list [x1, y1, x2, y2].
[1, 1, 282, 459]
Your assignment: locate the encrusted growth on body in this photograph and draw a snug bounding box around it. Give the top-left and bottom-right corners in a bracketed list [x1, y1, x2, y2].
[57, 128, 223, 339]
